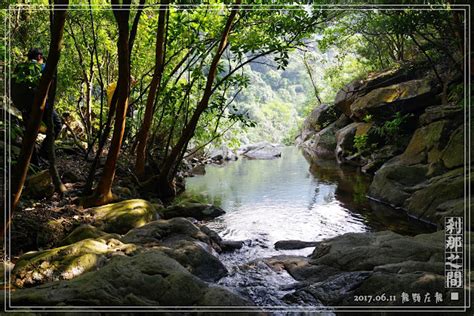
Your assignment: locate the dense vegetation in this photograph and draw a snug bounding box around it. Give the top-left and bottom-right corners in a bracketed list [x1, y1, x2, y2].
[0, 1, 467, 233]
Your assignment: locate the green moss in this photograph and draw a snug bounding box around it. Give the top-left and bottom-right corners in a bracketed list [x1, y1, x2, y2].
[90, 199, 157, 234]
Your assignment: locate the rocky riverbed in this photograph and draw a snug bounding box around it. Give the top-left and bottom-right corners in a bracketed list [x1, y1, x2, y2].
[5, 199, 254, 309]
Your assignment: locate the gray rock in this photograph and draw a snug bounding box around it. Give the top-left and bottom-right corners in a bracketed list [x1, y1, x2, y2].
[159, 240, 228, 282]
[240, 142, 282, 160]
[272, 230, 450, 306]
[11, 250, 252, 307]
[159, 202, 225, 220]
[274, 240, 319, 250]
[301, 114, 351, 160]
[298, 104, 342, 144]
[419, 103, 463, 125]
[122, 218, 211, 246]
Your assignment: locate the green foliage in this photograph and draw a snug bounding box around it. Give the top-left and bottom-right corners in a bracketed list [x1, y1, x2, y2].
[12, 61, 43, 86]
[363, 114, 373, 123]
[373, 112, 412, 141]
[353, 134, 369, 155]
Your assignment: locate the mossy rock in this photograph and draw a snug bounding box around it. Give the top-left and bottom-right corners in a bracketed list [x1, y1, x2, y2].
[350, 78, 437, 120]
[405, 168, 467, 224]
[59, 224, 120, 246]
[11, 250, 253, 307]
[88, 199, 158, 234]
[121, 218, 210, 246]
[11, 238, 114, 288]
[441, 126, 465, 169]
[398, 120, 450, 165]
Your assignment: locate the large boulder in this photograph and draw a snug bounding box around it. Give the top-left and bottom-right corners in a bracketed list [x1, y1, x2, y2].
[350, 78, 439, 121]
[301, 114, 350, 160]
[160, 202, 225, 220]
[334, 67, 421, 117]
[121, 218, 228, 281]
[208, 145, 238, 162]
[11, 250, 252, 307]
[121, 218, 212, 246]
[159, 240, 228, 282]
[335, 122, 372, 164]
[298, 103, 341, 143]
[405, 167, 467, 223]
[440, 126, 464, 169]
[265, 230, 454, 307]
[368, 116, 466, 226]
[11, 237, 136, 288]
[86, 199, 158, 234]
[419, 103, 464, 125]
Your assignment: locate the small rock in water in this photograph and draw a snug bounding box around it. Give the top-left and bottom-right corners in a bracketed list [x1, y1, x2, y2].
[274, 240, 319, 250]
[221, 240, 245, 252]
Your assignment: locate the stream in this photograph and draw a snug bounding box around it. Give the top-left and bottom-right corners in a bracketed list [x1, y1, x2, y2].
[183, 146, 435, 308]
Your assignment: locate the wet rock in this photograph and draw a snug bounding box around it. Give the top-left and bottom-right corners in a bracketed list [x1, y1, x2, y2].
[11, 250, 253, 307]
[25, 170, 54, 199]
[11, 238, 136, 288]
[285, 271, 371, 306]
[220, 240, 245, 252]
[350, 78, 439, 120]
[160, 202, 225, 221]
[273, 230, 449, 306]
[274, 240, 319, 250]
[87, 199, 158, 234]
[240, 142, 282, 160]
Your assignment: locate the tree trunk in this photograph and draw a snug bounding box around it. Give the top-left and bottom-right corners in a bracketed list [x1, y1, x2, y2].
[8, 0, 68, 233]
[45, 2, 66, 195]
[82, 0, 131, 207]
[134, 0, 167, 177]
[83, 0, 144, 194]
[156, 0, 240, 197]
[44, 77, 66, 194]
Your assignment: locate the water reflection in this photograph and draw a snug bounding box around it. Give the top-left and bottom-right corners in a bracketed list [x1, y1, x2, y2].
[186, 147, 432, 258]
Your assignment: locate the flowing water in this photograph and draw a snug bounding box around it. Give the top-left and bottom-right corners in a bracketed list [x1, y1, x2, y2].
[183, 146, 434, 308]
